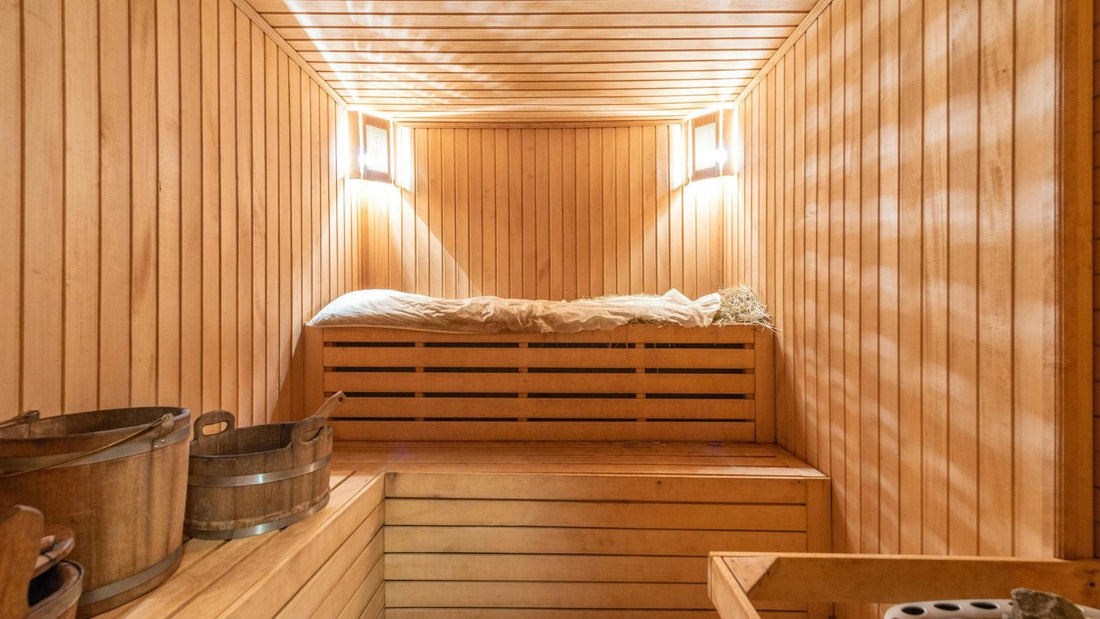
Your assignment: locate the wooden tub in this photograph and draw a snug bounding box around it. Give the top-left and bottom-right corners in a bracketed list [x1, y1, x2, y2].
[0, 407, 190, 616]
[184, 393, 344, 539]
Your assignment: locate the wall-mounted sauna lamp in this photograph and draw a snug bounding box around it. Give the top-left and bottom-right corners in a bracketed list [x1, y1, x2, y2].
[347, 111, 393, 184]
[689, 107, 736, 182]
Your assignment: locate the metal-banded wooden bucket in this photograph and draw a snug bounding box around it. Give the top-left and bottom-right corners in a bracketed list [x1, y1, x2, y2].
[184, 392, 344, 540]
[28, 560, 83, 619]
[0, 407, 190, 617]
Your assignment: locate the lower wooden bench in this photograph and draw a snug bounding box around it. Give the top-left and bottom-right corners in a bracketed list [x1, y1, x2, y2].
[96, 471, 385, 619]
[97, 441, 829, 619]
[708, 553, 1100, 619]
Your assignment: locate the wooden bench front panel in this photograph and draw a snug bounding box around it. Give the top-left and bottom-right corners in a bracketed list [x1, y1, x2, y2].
[306, 324, 775, 442]
[382, 470, 830, 617]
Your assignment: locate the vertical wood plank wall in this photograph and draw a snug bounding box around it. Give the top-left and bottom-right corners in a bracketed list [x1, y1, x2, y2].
[1094, 0, 1100, 560]
[358, 124, 731, 300]
[0, 0, 360, 425]
[732, 0, 1092, 562]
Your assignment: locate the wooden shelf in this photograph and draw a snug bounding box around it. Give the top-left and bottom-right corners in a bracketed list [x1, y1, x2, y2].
[708, 553, 1100, 619]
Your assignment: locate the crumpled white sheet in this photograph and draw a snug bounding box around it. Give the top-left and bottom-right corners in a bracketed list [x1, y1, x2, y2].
[306, 288, 722, 333]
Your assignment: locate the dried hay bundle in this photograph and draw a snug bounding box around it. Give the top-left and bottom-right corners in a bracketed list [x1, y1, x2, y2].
[713, 285, 773, 330]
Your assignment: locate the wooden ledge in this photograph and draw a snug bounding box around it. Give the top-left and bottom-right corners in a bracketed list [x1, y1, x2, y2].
[709, 552, 1100, 619]
[332, 440, 827, 479]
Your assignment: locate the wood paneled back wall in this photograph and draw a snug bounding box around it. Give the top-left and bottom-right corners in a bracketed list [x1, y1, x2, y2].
[732, 0, 1092, 563]
[359, 124, 731, 300]
[1094, 0, 1100, 560]
[0, 0, 360, 425]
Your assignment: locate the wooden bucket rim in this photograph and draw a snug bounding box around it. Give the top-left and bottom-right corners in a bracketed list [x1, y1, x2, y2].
[0, 407, 189, 444]
[27, 560, 83, 619]
[189, 417, 332, 460]
[0, 408, 191, 468]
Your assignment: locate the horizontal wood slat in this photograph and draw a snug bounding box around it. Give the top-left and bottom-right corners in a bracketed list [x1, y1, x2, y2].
[384, 499, 807, 531]
[262, 13, 807, 29]
[325, 346, 758, 369]
[384, 581, 711, 610]
[296, 39, 793, 53]
[331, 419, 757, 442]
[308, 51, 780, 66]
[335, 397, 755, 420]
[321, 325, 759, 344]
[384, 472, 810, 503]
[382, 611, 739, 619]
[325, 371, 754, 395]
[384, 526, 807, 555]
[321, 69, 762, 82]
[384, 554, 706, 583]
[386, 611, 807, 619]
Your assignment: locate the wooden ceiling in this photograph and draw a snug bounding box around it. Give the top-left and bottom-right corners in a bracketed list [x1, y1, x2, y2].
[246, 0, 818, 122]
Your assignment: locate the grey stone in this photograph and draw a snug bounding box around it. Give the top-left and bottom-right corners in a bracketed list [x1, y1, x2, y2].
[1011, 589, 1086, 619]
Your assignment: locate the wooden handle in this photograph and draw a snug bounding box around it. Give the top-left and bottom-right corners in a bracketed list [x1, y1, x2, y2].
[0, 409, 40, 429]
[291, 415, 329, 446]
[193, 410, 236, 441]
[0, 504, 43, 618]
[312, 391, 346, 420]
[34, 524, 75, 578]
[2, 413, 178, 478]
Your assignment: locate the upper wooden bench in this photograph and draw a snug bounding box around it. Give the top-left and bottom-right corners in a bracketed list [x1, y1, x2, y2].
[99, 440, 828, 619]
[305, 324, 776, 443]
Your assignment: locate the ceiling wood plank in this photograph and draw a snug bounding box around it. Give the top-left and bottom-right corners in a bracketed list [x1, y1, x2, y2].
[262, 12, 808, 28]
[319, 70, 761, 83]
[303, 50, 778, 64]
[251, 1, 818, 14]
[287, 31, 797, 51]
[277, 26, 800, 41]
[343, 95, 739, 105]
[313, 59, 768, 74]
[331, 84, 752, 95]
[241, 0, 815, 121]
[373, 110, 700, 121]
[305, 50, 778, 65]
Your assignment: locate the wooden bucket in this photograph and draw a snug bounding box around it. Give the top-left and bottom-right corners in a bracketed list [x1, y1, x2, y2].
[0, 407, 190, 616]
[184, 393, 344, 539]
[28, 560, 83, 619]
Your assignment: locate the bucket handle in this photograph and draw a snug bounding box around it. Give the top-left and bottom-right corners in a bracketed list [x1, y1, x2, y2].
[0, 410, 40, 429]
[0, 413, 176, 478]
[289, 391, 343, 445]
[291, 415, 329, 446]
[312, 391, 346, 420]
[192, 410, 236, 441]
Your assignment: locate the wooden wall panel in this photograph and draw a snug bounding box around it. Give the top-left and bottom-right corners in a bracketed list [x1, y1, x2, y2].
[1, 0, 359, 425]
[1094, 0, 1100, 559]
[359, 124, 729, 300]
[0, 0, 20, 421]
[733, 0, 1093, 564]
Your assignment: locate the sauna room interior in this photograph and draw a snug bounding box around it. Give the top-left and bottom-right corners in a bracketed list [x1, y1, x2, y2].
[1, 0, 1097, 617]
